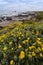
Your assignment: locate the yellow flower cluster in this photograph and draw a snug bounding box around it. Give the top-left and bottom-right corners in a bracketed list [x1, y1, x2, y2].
[3, 46, 7, 51]
[10, 60, 14, 65]
[19, 51, 25, 59]
[0, 22, 43, 65]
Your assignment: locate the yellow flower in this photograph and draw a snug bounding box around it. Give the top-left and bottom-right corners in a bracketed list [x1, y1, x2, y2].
[11, 48, 14, 50]
[1, 39, 4, 42]
[19, 32, 22, 35]
[2, 34, 6, 38]
[40, 53, 43, 57]
[31, 46, 35, 49]
[10, 60, 14, 65]
[37, 38, 41, 41]
[26, 32, 29, 36]
[36, 40, 42, 45]
[36, 31, 39, 36]
[38, 47, 41, 51]
[11, 34, 14, 36]
[32, 51, 36, 56]
[41, 47, 43, 51]
[9, 42, 13, 45]
[3, 46, 7, 51]
[21, 34, 24, 37]
[25, 48, 28, 52]
[32, 30, 34, 34]
[35, 49, 39, 53]
[27, 38, 30, 40]
[29, 46, 32, 50]
[32, 31, 34, 34]
[19, 37, 21, 39]
[40, 43, 43, 47]
[25, 39, 28, 42]
[15, 27, 18, 30]
[18, 44, 22, 48]
[28, 54, 32, 58]
[22, 40, 26, 44]
[29, 46, 35, 50]
[19, 51, 25, 59]
[32, 42, 36, 45]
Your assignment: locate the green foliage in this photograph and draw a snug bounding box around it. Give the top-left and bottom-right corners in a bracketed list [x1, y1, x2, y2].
[36, 12, 43, 20]
[23, 20, 32, 24]
[0, 21, 43, 65]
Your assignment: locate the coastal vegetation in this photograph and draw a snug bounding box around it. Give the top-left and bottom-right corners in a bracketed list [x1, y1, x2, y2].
[0, 12, 43, 65]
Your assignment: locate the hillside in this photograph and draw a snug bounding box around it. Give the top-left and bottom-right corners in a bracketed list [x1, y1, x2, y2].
[0, 11, 43, 65]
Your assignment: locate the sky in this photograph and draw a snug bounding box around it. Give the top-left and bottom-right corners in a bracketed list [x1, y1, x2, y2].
[0, 0, 43, 14]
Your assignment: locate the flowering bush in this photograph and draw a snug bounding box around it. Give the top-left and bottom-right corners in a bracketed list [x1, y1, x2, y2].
[0, 22, 43, 65]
